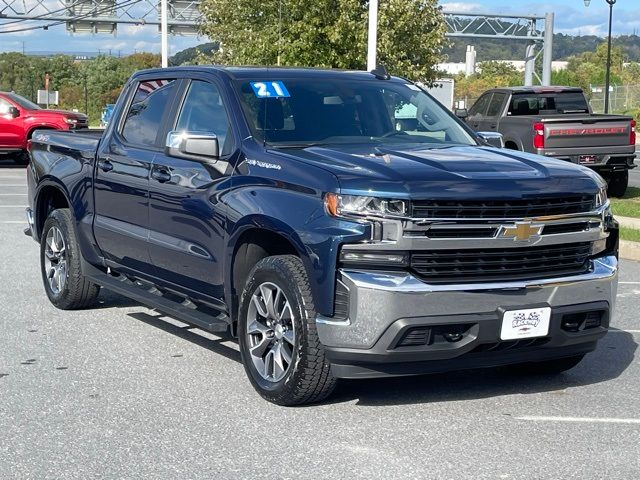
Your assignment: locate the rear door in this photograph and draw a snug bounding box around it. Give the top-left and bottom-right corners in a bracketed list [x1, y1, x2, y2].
[147, 77, 236, 303]
[93, 77, 178, 277]
[0, 97, 24, 149]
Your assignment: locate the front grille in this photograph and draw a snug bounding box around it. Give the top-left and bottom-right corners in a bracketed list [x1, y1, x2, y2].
[410, 242, 592, 283]
[411, 195, 594, 219]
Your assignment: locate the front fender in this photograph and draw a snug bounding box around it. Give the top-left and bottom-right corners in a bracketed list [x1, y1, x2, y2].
[225, 186, 368, 317]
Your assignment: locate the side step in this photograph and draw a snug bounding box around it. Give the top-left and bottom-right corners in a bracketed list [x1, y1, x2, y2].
[83, 262, 229, 333]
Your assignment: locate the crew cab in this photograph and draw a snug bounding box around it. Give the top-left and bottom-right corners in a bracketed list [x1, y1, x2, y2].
[26, 67, 619, 405]
[459, 87, 636, 197]
[0, 91, 88, 165]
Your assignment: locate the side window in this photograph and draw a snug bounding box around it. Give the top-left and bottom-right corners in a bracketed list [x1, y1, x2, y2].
[468, 94, 491, 117]
[121, 79, 176, 147]
[176, 80, 233, 156]
[486, 93, 506, 117]
[0, 98, 13, 115]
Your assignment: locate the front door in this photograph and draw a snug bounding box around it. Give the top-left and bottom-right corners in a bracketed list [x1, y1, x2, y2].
[147, 78, 236, 302]
[0, 97, 24, 149]
[93, 78, 178, 277]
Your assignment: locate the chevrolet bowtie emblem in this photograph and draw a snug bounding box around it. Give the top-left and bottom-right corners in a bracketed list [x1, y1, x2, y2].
[499, 221, 544, 242]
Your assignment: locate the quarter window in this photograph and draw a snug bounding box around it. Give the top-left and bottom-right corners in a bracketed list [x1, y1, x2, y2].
[121, 79, 176, 147]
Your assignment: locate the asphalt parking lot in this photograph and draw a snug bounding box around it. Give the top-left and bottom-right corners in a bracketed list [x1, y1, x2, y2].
[0, 161, 639, 480]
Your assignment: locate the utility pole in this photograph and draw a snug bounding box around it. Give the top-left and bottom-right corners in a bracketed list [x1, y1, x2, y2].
[161, 0, 168, 68]
[367, 0, 378, 71]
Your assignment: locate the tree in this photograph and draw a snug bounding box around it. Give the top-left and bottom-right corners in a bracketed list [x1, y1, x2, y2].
[454, 61, 522, 104]
[198, 0, 448, 82]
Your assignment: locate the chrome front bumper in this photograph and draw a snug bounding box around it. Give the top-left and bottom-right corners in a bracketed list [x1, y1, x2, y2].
[316, 255, 618, 351]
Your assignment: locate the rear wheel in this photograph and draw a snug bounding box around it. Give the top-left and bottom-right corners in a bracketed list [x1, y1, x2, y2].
[40, 208, 100, 309]
[238, 255, 336, 405]
[606, 170, 628, 198]
[507, 354, 585, 375]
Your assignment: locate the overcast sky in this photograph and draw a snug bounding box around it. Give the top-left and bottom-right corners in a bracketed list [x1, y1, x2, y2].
[0, 0, 637, 57]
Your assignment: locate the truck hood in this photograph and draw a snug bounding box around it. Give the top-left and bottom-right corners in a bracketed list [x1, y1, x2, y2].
[272, 143, 603, 199]
[30, 109, 88, 119]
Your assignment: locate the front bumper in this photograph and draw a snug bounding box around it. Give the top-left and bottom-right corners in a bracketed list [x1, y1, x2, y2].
[317, 255, 618, 379]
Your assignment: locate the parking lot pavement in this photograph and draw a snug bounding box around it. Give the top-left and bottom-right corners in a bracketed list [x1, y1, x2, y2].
[1, 162, 639, 480]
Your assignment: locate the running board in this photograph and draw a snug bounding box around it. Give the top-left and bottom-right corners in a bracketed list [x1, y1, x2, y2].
[83, 262, 229, 333]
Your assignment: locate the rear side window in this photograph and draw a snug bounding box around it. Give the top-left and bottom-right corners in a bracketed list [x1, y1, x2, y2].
[121, 79, 176, 147]
[486, 93, 506, 117]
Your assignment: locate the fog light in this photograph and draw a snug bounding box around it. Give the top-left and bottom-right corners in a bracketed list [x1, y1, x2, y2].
[444, 333, 464, 342]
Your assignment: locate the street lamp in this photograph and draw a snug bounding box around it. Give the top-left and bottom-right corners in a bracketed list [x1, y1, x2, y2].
[584, 0, 616, 113]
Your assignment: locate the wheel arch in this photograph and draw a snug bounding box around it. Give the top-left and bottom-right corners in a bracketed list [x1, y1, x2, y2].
[34, 181, 72, 241]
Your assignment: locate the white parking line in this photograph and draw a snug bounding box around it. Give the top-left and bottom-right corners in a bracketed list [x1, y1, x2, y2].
[516, 416, 640, 425]
[0, 205, 27, 208]
[0, 193, 27, 195]
[0, 184, 26, 187]
[1, 221, 26, 224]
[619, 282, 640, 285]
[609, 329, 640, 334]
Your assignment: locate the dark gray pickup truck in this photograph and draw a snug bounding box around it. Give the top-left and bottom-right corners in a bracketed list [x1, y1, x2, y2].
[459, 87, 636, 197]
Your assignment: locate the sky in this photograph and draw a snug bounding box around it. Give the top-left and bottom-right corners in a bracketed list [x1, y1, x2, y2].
[0, 0, 638, 58]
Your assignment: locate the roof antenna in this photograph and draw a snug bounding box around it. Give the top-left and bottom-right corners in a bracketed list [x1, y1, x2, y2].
[370, 64, 390, 80]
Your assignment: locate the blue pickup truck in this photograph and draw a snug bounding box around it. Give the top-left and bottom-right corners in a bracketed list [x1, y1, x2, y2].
[26, 66, 619, 405]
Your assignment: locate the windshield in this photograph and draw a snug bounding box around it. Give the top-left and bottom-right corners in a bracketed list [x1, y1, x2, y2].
[5, 93, 41, 110]
[235, 78, 476, 147]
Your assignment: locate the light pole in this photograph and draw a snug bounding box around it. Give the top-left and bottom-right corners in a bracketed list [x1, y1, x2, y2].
[584, 0, 616, 113]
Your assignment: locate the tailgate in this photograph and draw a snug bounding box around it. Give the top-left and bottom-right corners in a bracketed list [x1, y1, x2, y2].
[542, 117, 632, 149]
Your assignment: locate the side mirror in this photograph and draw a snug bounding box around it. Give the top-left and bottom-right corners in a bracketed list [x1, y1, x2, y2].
[476, 131, 505, 149]
[8, 107, 20, 118]
[455, 108, 468, 120]
[166, 131, 219, 160]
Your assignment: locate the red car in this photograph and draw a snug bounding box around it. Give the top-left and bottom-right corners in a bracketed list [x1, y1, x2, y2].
[0, 92, 88, 165]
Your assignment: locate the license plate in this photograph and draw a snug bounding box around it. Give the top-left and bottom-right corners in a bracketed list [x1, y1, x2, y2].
[579, 155, 597, 164]
[500, 307, 551, 340]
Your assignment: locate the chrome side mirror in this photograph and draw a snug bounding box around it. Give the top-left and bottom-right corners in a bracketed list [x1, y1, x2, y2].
[166, 131, 219, 160]
[477, 131, 505, 149]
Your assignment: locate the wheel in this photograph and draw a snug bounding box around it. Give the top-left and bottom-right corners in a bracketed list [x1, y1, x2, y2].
[508, 354, 585, 375]
[238, 255, 336, 405]
[40, 208, 100, 310]
[606, 170, 628, 198]
[14, 151, 29, 166]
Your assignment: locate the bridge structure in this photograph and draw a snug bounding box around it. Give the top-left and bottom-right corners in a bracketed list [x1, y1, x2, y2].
[0, 1, 554, 85]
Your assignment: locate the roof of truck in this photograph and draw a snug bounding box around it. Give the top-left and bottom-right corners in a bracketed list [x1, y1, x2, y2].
[131, 65, 405, 82]
[486, 86, 584, 94]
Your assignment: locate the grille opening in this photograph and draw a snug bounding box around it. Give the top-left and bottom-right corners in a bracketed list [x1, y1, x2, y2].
[411, 196, 594, 219]
[561, 310, 604, 332]
[333, 280, 350, 321]
[397, 327, 432, 347]
[410, 242, 592, 283]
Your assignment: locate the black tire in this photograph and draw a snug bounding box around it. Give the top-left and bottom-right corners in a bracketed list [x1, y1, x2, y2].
[607, 170, 628, 198]
[40, 208, 100, 310]
[508, 354, 585, 375]
[238, 255, 336, 406]
[13, 151, 29, 166]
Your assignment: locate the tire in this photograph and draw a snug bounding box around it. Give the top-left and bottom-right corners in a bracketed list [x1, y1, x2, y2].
[14, 151, 29, 166]
[508, 354, 585, 375]
[40, 208, 100, 310]
[238, 255, 336, 406]
[607, 170, 628, 198]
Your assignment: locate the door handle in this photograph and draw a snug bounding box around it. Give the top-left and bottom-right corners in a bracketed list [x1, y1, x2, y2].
[97, 159, 113, 172]
[151, 168, 172, 183]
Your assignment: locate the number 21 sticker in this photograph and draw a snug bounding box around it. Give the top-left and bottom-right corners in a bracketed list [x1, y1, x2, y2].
[250, 81, 290, 98]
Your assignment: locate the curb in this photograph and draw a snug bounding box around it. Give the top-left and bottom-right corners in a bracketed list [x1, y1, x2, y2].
[617, 215, 640, 230]
[620, 240, 640, 262]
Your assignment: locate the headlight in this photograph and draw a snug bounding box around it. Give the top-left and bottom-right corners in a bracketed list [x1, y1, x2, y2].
[595, 186, 608, 208]
[325, 193, 407, 218]
[64, 118, 78, 125]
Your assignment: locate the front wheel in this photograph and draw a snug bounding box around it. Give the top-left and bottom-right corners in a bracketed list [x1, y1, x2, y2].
[238, 255, 336, 406]
[40, 209, 100, 309]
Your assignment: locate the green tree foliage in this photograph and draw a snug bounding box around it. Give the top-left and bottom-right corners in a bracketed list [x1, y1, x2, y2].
[0, 52, 160, 125]
[198, 0, 448, 81]
[454, 61, 522, 104]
